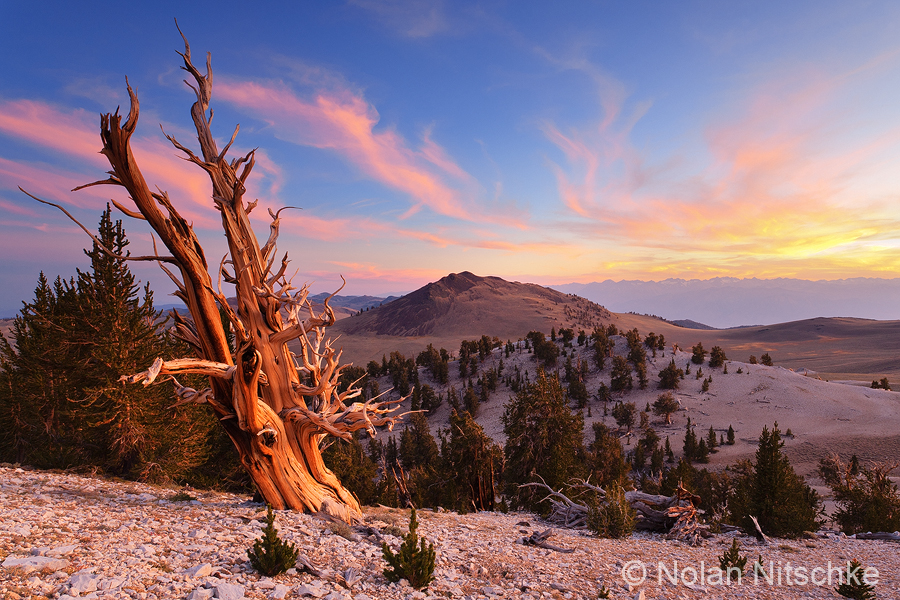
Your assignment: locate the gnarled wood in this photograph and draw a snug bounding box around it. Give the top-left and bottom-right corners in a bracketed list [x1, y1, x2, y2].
[30, 29, 402, 521]
[520, 479, 707, 545]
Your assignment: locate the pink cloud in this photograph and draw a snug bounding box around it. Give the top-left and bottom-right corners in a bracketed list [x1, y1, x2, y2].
[217, 78, 515, 225]
[543, 62, 900, 278]
[393, 224, 576, 254]
[0, 157, 111, 209]
[277, 212, 379, 243]
[324, 261, 445, 284]
[0, 198, 42, 219]
[0, 100, 104, 166]
[0, 98, 277, 231]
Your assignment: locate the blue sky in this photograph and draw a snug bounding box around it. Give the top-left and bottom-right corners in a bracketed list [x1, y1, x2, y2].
[2, 1, 900, 316]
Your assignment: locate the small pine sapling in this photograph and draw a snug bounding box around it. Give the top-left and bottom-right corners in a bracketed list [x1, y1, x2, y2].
[598, 586, 611, 599]
[587, 485, 635, 539]
[836, 559, 876, 599]
[382, 508, 436, 590]
[752, 555, 767, 579]
[247, 505, 299, 576]
[718, 538, 747, 580]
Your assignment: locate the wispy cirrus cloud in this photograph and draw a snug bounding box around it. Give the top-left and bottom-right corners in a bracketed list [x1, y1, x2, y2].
[543, 56, 900, 279]
[0, 98, 286, 230]
[348, 0, 449, 38]
[216, 76, 525, 227]
[0, 157, 108, 209]
[0, 100, 105, 165]
[394, 225, 576, 255]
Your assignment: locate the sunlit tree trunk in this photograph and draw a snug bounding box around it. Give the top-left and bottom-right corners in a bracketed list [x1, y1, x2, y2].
[25, 29, 401, 521]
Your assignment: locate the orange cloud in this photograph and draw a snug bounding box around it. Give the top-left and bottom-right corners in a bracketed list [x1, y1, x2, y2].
[0, 157, 111, 209]
[0, 99, 281, 231]
[543, 62, 900, 280]
[324, 261, 446, 286]
[0, 100, 103, 166]
[217, 78, 522, 225]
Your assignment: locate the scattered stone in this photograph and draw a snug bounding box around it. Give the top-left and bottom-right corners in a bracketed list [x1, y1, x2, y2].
[185, 563, 214, 578]
[2, 466, 899, 600]
[48, 544, 79, 557]
[188, 588, 215, 600]
[2, 556, 69, 572]
[296, 579, 329, 597]
[67, 571, 101, 594]
[215, 582, 246, 600]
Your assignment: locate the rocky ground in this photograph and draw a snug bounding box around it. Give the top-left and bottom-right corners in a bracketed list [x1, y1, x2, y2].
[1, 466, 898, 600]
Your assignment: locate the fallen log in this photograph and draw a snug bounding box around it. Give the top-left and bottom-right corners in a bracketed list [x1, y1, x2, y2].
[521, 529, 575, 553]
[520, 479, 707, 545]
[854, 532, 900, 542]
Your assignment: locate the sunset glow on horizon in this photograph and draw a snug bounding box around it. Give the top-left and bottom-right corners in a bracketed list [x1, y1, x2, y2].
[2, 2, 900, 314]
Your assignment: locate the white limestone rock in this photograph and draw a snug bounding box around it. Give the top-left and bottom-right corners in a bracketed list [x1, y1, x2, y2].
[187, 588, 215, 600]
[185, 563, 214, 578]
[2, 555, 70, 572]
[67, 571, 102, 594]
[214, 582, 246, 600]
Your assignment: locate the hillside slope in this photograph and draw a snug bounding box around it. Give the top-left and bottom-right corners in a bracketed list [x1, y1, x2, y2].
[325, 271, 614, 365]
[323, 273, 900, 381]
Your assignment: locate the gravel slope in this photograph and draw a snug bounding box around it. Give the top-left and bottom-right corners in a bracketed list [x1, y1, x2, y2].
[2, 466, 898, 600]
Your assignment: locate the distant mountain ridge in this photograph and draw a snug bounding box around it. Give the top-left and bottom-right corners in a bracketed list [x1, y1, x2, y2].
[553, 277, 900, 329]
[307, 293, 399, 313]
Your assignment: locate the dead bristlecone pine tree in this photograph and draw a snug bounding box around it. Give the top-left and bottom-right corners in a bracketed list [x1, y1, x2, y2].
[22, 27, 403, 522]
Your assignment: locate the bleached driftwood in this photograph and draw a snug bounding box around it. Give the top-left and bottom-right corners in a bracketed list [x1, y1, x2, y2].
[520, 479, 707, 545]
[854, 532, 900, 542]
[521, 529, 575, 553]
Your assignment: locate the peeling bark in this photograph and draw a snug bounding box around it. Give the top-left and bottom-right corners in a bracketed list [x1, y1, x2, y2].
[34, 28, 402, 521]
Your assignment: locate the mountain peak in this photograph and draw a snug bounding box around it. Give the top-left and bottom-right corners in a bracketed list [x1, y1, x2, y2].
[332, 272, 611, 338]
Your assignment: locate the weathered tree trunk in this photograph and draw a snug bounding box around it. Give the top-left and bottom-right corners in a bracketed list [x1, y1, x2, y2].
[28, 28, 402, 521]
[520, 479, 707, 544]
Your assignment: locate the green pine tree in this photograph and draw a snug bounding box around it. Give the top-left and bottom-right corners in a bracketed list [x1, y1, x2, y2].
[247, 505, 299, 576]
[382, 508, 436, 590]
[0, 273, 84, 466]
[398, 413, 441, 507]
[439, 410, 499, 511]
[729, 423, 823, 537]
[322, 433, 378, 506]
[503, 369, 586, 510]
[836, 559, 876, 599]
[1, 208, 229, 482]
